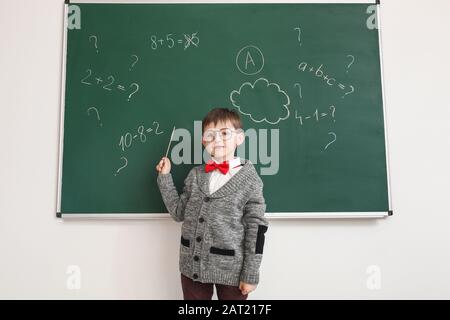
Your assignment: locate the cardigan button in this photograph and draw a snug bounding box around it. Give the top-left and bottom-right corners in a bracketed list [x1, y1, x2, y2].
[196, 236, 202, 242]
[193, 273, 198, 279]
[194, 255, 200, 261]
[199, 217, 204, 223]
[204, 197, 210, 202]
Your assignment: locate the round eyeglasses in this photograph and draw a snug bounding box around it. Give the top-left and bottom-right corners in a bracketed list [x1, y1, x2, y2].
[202, 128, 241, 142]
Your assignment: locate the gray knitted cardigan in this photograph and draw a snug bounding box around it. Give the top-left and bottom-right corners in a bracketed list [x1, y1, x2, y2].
[157, 158, 268, 286]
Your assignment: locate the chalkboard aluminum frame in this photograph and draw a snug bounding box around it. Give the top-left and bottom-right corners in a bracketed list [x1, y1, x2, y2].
[56, 0, 393, 219]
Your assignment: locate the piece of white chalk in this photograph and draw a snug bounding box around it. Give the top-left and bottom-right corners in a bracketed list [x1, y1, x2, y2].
[164, 126, 176, 158]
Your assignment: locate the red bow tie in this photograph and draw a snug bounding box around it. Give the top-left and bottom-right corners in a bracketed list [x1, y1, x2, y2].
[205, 160, 229, 174]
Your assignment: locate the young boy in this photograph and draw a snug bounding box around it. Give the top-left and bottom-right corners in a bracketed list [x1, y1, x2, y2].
[155, 108, 268, 300]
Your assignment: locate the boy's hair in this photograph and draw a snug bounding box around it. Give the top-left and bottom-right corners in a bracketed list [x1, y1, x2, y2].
[202, 108, 243, 132]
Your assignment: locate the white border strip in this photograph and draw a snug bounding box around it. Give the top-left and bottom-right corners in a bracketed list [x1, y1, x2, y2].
[60, 212, 389, 219]
[72, 1, 375, 4]
[377, 2, 393, 214]
[57, 3, 69, 214]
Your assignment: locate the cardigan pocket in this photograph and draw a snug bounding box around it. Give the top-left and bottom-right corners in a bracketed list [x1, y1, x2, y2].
[208, 246, 237, 270]
[180, 236, 191, 260]
[179, 236, 192, 274]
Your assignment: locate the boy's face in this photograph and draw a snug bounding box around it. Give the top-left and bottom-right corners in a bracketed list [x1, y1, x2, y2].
[202, 120, 244, 161]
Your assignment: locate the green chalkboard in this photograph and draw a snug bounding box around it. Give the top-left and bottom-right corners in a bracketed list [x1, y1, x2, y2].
[57, 3, 391, 218]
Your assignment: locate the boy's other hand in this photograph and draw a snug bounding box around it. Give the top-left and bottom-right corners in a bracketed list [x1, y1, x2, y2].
[156, 157, 171, 174]
[239, 281, 257, 295]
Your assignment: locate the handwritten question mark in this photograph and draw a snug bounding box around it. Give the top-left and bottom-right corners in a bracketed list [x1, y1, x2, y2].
[324, 132, 337, 150]
[127, 83, 139, 101]
[294, 83, 303, 100]
[294, 27, 302, 46]
[114, 156, 128, 176]
[87, 107, 102, 127]
[345, 54, 355, 73]
[129, 54, 139, 71]
[89, 35, 99, 53]
[342, 85, 354, 99]
[329, 105, 336, 122]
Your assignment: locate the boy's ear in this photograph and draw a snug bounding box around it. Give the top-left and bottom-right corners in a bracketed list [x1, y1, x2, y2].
[236, 129, 245, 146]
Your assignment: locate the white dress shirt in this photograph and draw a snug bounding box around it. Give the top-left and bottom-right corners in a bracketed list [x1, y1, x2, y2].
[208, 157, 242, 194]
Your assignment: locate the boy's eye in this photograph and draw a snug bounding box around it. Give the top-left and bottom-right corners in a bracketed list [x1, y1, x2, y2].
[203, 130, 217, 141]
[221, 129, 232, 139]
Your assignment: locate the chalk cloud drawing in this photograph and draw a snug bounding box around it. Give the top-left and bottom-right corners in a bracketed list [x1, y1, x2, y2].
[230, 78, 290, 125]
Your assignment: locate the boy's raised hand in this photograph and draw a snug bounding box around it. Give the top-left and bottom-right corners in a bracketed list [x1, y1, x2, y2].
[156, 157, 171, 174]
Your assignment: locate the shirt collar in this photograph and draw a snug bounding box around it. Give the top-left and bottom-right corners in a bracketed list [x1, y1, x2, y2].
[212, 156, 241, 169]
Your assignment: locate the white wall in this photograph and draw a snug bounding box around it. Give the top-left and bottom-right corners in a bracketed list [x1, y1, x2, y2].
[1, 0, 450, 299]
